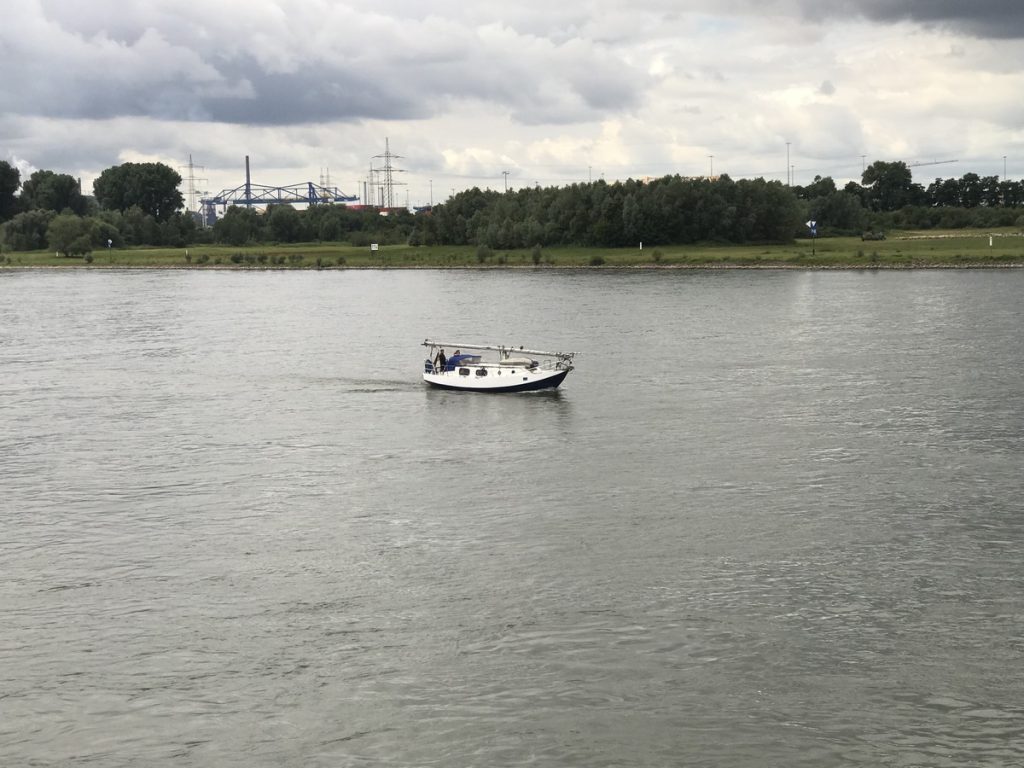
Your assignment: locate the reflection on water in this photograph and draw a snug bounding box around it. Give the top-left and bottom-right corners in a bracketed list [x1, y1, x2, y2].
[1, 268, 1022, 767]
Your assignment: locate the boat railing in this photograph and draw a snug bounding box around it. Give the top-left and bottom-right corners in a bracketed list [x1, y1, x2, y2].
[423, 340, 576, 359]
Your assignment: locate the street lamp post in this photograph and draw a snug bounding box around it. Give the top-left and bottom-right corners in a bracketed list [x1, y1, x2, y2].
[1003, 156, 1008, 206]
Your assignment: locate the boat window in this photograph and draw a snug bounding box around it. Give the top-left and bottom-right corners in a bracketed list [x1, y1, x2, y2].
[458, 367, 470, 376]
[475, 368, 487, 376]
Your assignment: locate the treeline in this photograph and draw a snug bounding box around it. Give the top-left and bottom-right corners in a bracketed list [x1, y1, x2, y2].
[2, 158, 1023, 256]
[0, 159, 416, 255]
[0, 161, 198, 255]
[418, 162, 1024, 247]
[794, 161, 1024, 235]
[211, 204, 416, 248]
[417, 176, 801, 248]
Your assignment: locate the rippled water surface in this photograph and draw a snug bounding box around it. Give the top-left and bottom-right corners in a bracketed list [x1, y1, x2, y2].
[2, 268, 1023, 767]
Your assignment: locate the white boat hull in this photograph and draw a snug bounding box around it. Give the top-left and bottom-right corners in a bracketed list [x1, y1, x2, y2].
[423, 363, 570, 392]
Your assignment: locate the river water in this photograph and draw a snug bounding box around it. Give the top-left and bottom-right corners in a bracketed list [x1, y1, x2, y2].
[2, 268, 1022, 767]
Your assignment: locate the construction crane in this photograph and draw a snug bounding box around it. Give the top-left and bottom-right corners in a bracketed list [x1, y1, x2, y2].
[906, 159, 958, 168]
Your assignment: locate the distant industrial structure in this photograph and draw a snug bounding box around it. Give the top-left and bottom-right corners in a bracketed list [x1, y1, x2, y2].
[195, 142, 412, 225]
[199, 156, 358, 225]
[180, 155, 207, 214]
[363, 138, 406, 212]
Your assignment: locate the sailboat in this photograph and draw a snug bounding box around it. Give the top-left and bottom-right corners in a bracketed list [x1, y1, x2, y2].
[421, 340, 576, 392]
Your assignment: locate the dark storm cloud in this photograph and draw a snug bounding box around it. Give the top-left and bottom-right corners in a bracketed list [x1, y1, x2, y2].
[810, 0, 1024, 39]
[195, 64, 430, 126]
[0, 3, 646, 127]
[198, 52, 643, 127]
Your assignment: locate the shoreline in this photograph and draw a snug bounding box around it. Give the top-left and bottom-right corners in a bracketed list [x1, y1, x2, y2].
[3, 262, 1024, 271]
[4, 229, 1022, 271]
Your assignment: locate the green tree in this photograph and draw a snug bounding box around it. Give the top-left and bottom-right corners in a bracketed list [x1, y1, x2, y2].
[998, 179, 1024, 207]
[213, 206, 261, 246]
[121, 206, 161, 245]
[746, 179, 802, 242]
[415, 210, 439, 246]
[90, 219, 121, 250]
[958, 173, 983, 208]
[842, 180, 868, 209]
[20, 170, 88, 215]
[814, 190, 867, 234]
[318, 213, 343, 242]
[0, 160, 21, 222]
[46, 213, 93, 256]
[796, 174, 837, 200]
[861, 161, 923, 212]
[159, 212, 196, 248]
[926, 177, 961, 207]
[622, 193, 642, 243]
[978, 175, 1002, 207]
[93, 162, 184, 221]
[267, 204, 302, 242]
[0, 209, 55, 250]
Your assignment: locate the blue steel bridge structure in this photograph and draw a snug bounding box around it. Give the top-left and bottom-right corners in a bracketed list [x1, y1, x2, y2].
[200, 156, 358, 224]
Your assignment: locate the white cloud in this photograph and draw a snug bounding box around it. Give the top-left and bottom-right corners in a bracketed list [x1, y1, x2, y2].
[1, 0, 1022, 205]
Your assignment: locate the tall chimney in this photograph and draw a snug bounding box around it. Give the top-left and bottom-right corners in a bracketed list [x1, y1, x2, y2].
[245, 156, 252, 207]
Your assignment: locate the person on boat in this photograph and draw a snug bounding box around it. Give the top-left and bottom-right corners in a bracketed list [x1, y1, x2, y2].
[434, 348, 447, 373]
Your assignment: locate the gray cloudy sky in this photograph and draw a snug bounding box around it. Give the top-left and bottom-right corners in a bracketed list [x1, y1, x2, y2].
[3, 0, 1023, 207]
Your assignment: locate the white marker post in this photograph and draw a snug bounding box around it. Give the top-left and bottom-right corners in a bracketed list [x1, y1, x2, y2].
[806, 220, 817, 256]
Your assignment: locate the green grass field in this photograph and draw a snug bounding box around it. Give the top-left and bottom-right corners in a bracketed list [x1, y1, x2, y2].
[3, 229, 1023, 269]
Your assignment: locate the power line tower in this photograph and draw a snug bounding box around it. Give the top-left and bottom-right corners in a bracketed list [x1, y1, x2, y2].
[179, 155, 208, 213]
[372, 138, 406, 208]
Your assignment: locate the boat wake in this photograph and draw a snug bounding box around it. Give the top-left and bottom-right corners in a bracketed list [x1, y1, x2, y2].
[337, 378, 420, 393]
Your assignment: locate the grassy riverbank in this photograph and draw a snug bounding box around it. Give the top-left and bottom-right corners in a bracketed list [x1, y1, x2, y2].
[3, 229, 1023, 269]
